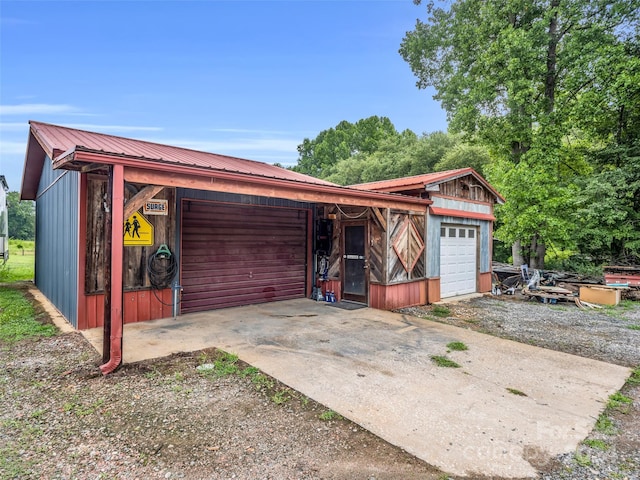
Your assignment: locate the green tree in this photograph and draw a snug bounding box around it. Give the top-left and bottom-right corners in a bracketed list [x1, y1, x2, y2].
[571, 32, 640, 263]
[433, 144, 491, 174]
[292, 116, 400, 178]
[7, 192, 35, 240]
[325, 131, 459, 185]
[400, 0, 640, 267]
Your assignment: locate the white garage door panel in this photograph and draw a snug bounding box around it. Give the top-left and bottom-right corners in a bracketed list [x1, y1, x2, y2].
[440, 225, 477, 298]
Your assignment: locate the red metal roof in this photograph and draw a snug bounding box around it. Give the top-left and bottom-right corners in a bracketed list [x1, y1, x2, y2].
[21, 121, 431, 211]
[351, 168, 505, 203]
[28, 121, 335, 187]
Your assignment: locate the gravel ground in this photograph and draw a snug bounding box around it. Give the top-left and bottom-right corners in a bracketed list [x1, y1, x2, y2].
[0, 290, 638, 480]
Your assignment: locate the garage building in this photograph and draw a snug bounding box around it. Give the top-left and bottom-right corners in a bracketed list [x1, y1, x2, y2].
[20, 122, 503, 371]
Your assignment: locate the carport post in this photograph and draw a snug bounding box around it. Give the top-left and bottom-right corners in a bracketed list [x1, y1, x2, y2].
[101, 167, 113, 363]
[100, 165, 125, 373]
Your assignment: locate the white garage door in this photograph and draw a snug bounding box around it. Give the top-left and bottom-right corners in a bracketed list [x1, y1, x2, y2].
[440, 225, 477, 298]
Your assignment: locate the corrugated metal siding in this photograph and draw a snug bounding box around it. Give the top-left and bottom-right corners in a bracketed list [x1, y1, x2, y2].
[180, 200, 308, 313]
[427, 215, 491, 278]
[35, 159, 79, 327]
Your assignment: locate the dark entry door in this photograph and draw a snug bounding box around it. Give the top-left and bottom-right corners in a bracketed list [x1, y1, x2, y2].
[342, 223, 368, 303]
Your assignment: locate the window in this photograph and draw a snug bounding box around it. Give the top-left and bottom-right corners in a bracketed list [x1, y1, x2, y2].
[441, 227, 446, 237]
[448, 228, 456, 237]
[468, 229, 475, 238]
[459, 229, 466, 238]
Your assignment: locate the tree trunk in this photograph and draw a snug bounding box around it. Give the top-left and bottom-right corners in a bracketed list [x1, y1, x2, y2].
[529, 235, 546, 269]
[512, 240, 525, 266]
[545, 0, 560, 114]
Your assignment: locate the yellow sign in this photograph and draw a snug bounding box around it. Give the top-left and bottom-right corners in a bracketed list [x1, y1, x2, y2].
[124, 212, 154, 246]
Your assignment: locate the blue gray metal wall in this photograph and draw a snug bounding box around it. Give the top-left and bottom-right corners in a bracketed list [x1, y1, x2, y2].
[35, 159, 79, 327]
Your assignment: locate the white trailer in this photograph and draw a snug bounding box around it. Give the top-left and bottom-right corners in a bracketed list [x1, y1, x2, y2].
[0, 176, 9, 262]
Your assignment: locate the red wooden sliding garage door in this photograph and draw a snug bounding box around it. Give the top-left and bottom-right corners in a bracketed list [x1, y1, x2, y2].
[180, 201, 309, 313]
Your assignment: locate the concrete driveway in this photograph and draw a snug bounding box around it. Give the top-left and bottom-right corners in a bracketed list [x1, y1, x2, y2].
[83, 298, 630, 478]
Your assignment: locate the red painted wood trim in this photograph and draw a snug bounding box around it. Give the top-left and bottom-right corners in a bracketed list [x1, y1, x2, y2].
[67, 151, 431, 210]
[81, 289, 172, 330]
[306, 209, 313, 298]
[429, 206, 496, 222]
[77, 173, 88, 330]
[369, 280, 427, 310]
[427, 277, 440, 303]
[479, 272, 492, 293]
[111, 164, 125, 335]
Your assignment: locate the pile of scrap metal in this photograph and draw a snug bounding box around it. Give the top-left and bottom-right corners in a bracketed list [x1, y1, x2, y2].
[491, 262, 638, 306]
[604, 265, 640, 300]
[605, 265, 640, 284]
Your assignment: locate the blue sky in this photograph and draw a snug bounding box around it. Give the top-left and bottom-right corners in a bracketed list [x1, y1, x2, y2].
[0, 0, 447, 192]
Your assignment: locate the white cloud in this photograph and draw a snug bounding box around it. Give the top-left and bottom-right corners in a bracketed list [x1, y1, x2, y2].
[0, 140, 27, 156]
[0, 103, 78, 115]
[0, 122, 28, 130]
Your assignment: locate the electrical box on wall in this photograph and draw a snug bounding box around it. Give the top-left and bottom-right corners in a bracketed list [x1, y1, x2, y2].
[316, 218, 333, 254]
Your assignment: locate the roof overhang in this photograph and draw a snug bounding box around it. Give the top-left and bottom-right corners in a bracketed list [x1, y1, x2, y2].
[53, 148, 432, 212]
[429, 206, 496, 222]
[351, 167, 505, 205]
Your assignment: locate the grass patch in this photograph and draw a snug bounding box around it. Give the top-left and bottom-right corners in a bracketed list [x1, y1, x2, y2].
[0, 286, 57, 343]
[603, 300, 638, 319]
[271, 389, 292, 405]
[431, 305, 451, 318]
[594, 413, 617, 435]
[196, 350, 240, 377]
[430, 355, 461, 368]
[0, 240, 35, 282]
[573, 451, 591, 467]
[607, 392, 633, 412]
[626, 366, 640, 386]
[447, 341, 468, 351]
[506, 387, 527, 397]
[251, 373, 274, 391]
[583, 439, 609, 450]
[627, 324, 640, 330]
[319, 409, 341, 421]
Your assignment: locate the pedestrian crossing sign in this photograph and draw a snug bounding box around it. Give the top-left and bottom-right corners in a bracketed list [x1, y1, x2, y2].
[124, 211, 154, 246]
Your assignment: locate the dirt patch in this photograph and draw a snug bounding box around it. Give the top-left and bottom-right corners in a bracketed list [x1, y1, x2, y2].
[1, 333, 440, 480]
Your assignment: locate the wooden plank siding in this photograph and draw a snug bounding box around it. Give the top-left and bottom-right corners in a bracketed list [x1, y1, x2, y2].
[370, 280, 427, 310]
[81, 289, 172, 329]
[435, 175, 496, 204]
[388, 211, 426, 284]
[319, 205, 430, 308]
[78, 176, 176, 329]
[85, 176, 177, 293]
[479, 272, 492, 293]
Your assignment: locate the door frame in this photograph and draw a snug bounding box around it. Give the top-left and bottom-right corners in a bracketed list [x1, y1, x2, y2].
[341, 220, 369, 304]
